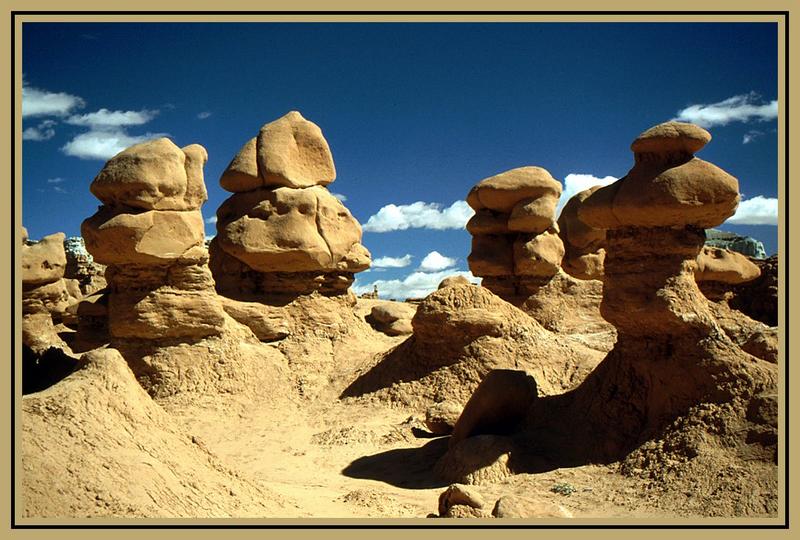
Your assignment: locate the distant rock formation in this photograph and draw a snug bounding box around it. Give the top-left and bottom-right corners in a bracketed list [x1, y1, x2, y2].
[705, 228, 767, 259]
[209, 111, 371, 303]
[439, 122, 777, 491]
[82, 138, 226, 342]
[63, 236, 106, 295]
[21, 229, 71, 353]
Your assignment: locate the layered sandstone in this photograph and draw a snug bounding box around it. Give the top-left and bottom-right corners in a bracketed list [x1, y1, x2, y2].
[210, 111, 370, 301]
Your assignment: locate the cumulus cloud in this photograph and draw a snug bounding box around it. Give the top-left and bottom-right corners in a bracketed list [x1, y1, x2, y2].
[557, 173, 617, 217]
[362, 200, 474, 233]
[66, 108, 158, 128]
[353, 269, 481, 300]
[22, 82, 85, 118]
[205, 215, 218, 225]
[331, 192, 348, 202]
[61, 129, 168, 160]
[725, 195, 778, 226]
[372, 254, 413, 268]
[673, 93, 778, 128]
[418, 251, 457, 272]
[197, 111, 212, 120]
[22, 119, 57, 141]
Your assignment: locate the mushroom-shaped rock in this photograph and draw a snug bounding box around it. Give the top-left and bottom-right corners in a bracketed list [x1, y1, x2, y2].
[631, 121, 711, 157]
[580, 122, 739, 231]
[21, 233, 67, 286]
[467, 167, 562, 213]
[438, 275, 473, 289]
[257, 111, 336, 189]
[90, 138, 208, 211]
[695, 246, 761, 284]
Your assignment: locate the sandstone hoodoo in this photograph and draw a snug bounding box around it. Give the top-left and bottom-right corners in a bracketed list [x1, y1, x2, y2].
[440, 122, 778, 512]
[467, 166, 564, 301]
[21, 231, 71, 353]
[82, 138, 226, 342]
[210, 111, 371, 302]
[466, 167, 610, 338]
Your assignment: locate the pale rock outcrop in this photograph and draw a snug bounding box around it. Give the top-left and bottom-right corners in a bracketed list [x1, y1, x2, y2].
[211, 111, 370, 301]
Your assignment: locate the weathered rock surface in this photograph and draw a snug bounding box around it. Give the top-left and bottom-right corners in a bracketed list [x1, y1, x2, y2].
[425, 401, 463, 435]
[21, 232, 67, 286]
[369, 302, 416, 336]
[89, 138, 208, 211]
[558, 185, 606, 280]
[440, 122, 778, 507]
[212, 112, 370, 302]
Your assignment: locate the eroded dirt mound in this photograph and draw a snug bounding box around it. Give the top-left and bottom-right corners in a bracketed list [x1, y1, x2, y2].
[341, 283, 603, 409]
[21, 348, 289, 518]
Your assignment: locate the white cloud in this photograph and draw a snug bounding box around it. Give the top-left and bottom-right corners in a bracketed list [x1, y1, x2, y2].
[47, 177, 65, 184]
[66, 108, 158, 128]
[418, 251, 457, 272]
[197, 111, 212, 120]
[363, 200, 474, 233]
[53, 186, 67, 194]
[22, 82, 85, 118]
[331, 192, 348, 202]
[673, 93, 778, 128]
[742, 130, 764, 144]
[204, 234, 216, 242]
[205, 215, 218, 225]
[372, 254, 413, 268]
[22, 119, 57, 141]
[61, 130, 168, 160]
[725, 195, 778, 226]
[353, 269, 481, 300]
[557, 173, 617, 217]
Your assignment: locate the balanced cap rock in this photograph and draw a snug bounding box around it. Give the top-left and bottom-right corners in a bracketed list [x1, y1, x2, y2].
[466, 166, 573, 328]
[211, 111, 370, 301]
[82, 138, 225, 340]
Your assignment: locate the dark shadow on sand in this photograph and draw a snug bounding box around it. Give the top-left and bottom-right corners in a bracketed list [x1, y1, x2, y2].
[341, 437, 452, 489]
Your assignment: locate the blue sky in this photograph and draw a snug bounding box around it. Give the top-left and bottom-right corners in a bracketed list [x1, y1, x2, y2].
[21, 22, 780, 299]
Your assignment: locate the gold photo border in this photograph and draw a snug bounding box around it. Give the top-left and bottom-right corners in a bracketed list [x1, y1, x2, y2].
[1, 2, 795, 537]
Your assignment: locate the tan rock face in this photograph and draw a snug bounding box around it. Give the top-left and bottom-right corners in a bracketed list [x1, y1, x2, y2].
[219, 137, 260, 193]
[216, 186, 367, 273]
[630, 121, 711, 156]
[257, 111, 336, 189]
[90, 138, 207, 211]
[695, 246, 761, 284]
[558, 186, 607, 280]
[512, 230, 565, 277]
[212, 112, 369, 301]
[21, 233, 67, 286]
[466, 167, 561, 213]
[82, 208, 205, 266]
